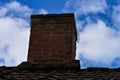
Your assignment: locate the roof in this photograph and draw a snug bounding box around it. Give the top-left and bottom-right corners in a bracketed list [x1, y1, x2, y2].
[0, 66, 120, 79]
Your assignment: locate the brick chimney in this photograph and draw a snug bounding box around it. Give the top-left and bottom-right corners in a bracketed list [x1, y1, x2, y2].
[26, 13, 80, 68]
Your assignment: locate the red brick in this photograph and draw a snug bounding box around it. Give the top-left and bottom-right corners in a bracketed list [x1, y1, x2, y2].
[28, 13, 77, 65]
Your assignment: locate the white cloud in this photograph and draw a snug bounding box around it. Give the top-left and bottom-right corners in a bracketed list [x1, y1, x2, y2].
[0, 17, 30, 66]
[0, 1, 32, 18]
[112, 5, 120, 30]
[63, 0, 107, 15]
[0, 7, 7, 17]
[76, 20, 84, 31]
[76, 20, 120, 66]
[38, 8, 48, 14]
[0, 1, 31, 66]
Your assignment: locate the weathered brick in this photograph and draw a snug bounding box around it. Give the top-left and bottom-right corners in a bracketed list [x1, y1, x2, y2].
[28, 14, 77, 64]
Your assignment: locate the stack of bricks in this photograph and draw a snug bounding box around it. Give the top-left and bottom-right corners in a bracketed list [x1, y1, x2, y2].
[27, 13, 79, 68]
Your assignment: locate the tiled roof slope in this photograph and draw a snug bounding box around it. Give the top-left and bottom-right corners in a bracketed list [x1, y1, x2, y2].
[0, 66, 120, 80]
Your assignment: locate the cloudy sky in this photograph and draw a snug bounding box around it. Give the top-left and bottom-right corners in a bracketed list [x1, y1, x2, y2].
[0, 0, 120, 69]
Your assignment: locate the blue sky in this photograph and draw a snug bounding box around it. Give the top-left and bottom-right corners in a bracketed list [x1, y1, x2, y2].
[0, 0, 120, 69]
